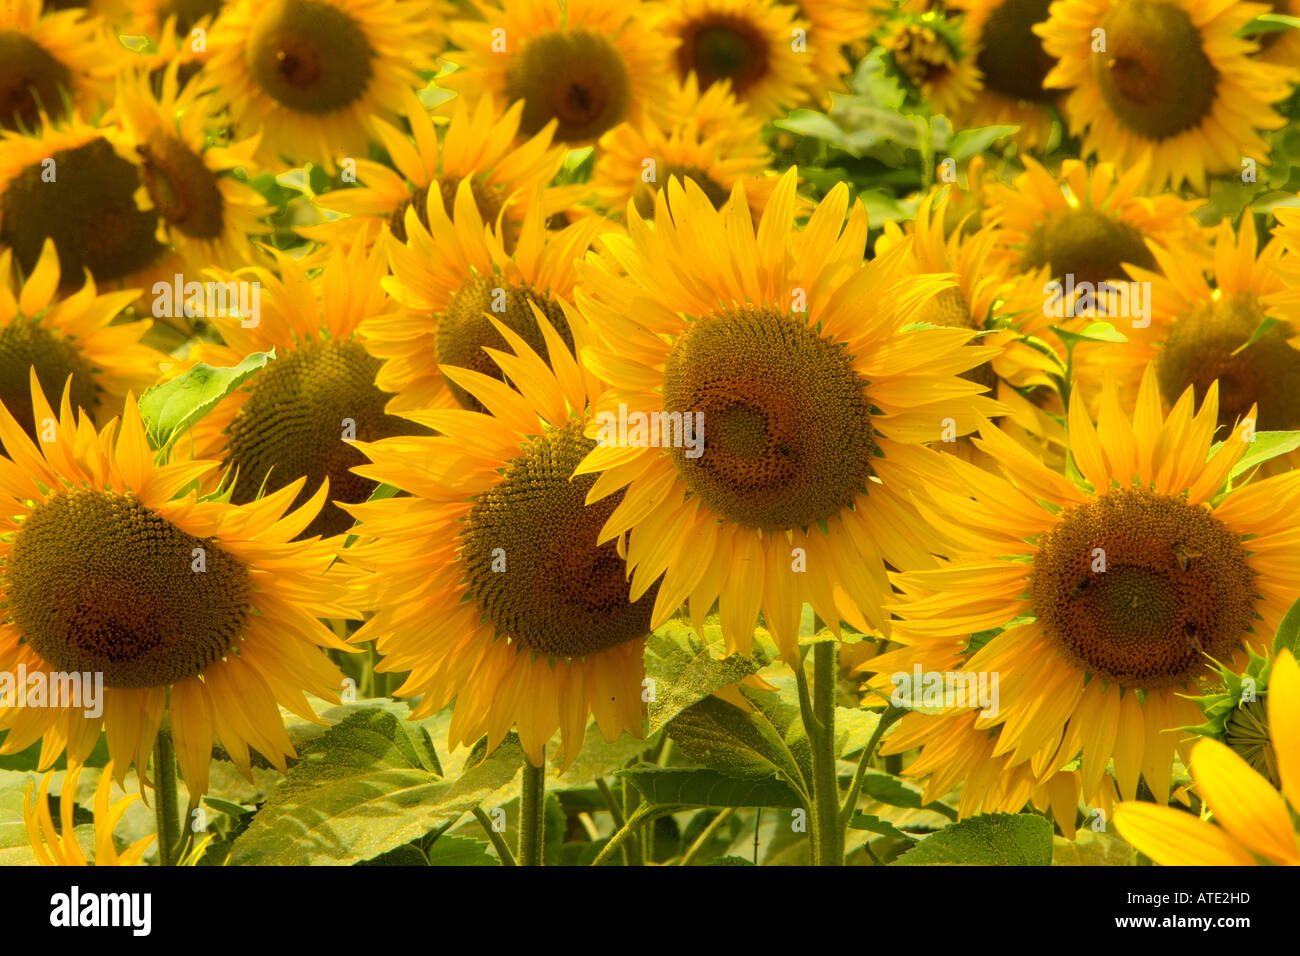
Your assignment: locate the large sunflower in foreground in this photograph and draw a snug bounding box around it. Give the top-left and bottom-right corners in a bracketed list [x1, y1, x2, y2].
[200, 0, 445, 169]
[572, 169, 1003, 659]
[867, 365, 1300, 818]
[444, 0, 676, 146]
[1034, 0, 1293, 192]
[0, 379, 358, 796]
[1114, 649, 1300, 865]
[0, 238, 160, 437]
[345, 318, 650, 765]
[108, 64, 271, 271]
[25, 762, 154, 866]
[176, 239, 422, 538]
[306, 90, 570, 253]
[0, 0, 119, 132]
[378, 184, 608, 413]
[657, 0, 815, 120]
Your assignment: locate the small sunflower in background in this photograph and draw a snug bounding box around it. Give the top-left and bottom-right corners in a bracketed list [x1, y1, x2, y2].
[345, 316, 652, 766]
[658, 0, 815, 120]
[107, 64, 272, 272]
[880, 9, 981, 123]
[1247, 0, 1300, 67]
[0, 0, 120, 132]
[119, 2, 223, 93]
[1115, 649, 1300, 865]
[0, 238, 160, 437]
[379, 185, 607, 413]
[0, 378, 359, 797]
[444, 0, 676, 146]
[25, 762, 155, 866]
[174, 239, 424, 539]
[306, 90, 570, 253]
[779, 0, 880, 106]
[200, 0, 446, 170]
[572, 169, 1003, 660]
[1035, 0, 1294, 192]
[868, 366, 1300, 820]
[132, 0, 226, 36]
[591, 76, 777, 222]
[945, 0, 1059, 150]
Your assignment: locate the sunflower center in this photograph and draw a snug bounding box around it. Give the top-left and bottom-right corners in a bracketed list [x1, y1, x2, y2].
[633, 164, 731, 219]
[677, 16, 770, 96]
[1019, 207, 1157, 286]
[156, 0, 224, 33]
[0, 138, 164, 285]
[975, 0, 1056, 102]
[388, 175, 506, 245]
[661, 307, 875, 531]
[226, 339, 417, 538]
[1156, 295, 1300, 432]
[246, 0, 374, 114]
[1094, 0, 1218, 140]
[6, 490, 251, 688]
[505, 30, 631, 143]
[137, 132, 225, 240]
[1031, 488, 1256, 689]
[436, 277, 574, 412]
[459, 420, 657, 658]
[0, 319, 99, 437]
[0, 32, 73, 131]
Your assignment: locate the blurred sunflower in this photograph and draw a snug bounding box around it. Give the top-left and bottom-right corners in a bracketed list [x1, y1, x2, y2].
[946, 0, 1058, 150]
[1248, 0, 1300, 67]
[177, 240, 423, 538]
[444, 0, 676, 146]
[572, 169, 1003, 659]
[132, 0, 226, 36]
[201, 0, 445, 169]
[591, 76, 777, 221]
[1035, 0, 1293, 191]
[306, 90, 569, 253]
[345, 316, 652, 766]
[781, 0, 879, 105]
[379, 184, 606, 413]
[108, 64, 271, 271]
[659, 0, 815, 120]
[0, 379, 358, 797]
[24, 762, 155, 866]
[0, 0, 119, 132]
[880, 11, 981, 122]
[869, 365, 1300, 816]
[1114, 649, 1300, 865]
[0, 238, 159, 437]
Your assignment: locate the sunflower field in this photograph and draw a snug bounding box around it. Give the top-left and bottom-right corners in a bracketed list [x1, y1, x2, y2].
[0, 0, 1298, 888]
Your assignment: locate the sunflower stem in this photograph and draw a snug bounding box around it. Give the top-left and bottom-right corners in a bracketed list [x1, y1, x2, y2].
[839, 705, 905, 832]
[472, 806, 517, 866]
[518, 751, 545, 867]
[622, 774, 645, 866]
[152, 726, 181, 867]
[809, 641, 844, 865]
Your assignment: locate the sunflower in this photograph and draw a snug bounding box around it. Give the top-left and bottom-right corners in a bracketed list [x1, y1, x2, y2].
[378, 183, 608, 413]
[0, 238, 160, 437]
[571, 169, 1003, 660]
[305, 90, 570, 253]
[444, 0, 676, 146]
[1248, 0, 1300, 67]
[24, 762, 155, 866]
[1114, 649, 1300, 865]
[0, 112, 169, 289]
[344, 314, 651, 766]
[132, 0, 227, 36]
[0, 0, 120, 132]
[782, 0, 879, 105]
[121, 6, 218, 100]
[866, 364, 1300, 819]
[1035, 0, 1294, 192]
[657, 0, 815, 120]
[0, 378, 359, 797]
[199, 0, 445, 170]
[879, 10, 981, 122]
[107, 64, 271, 272]
[591, 75, 777, 222]
[174, 239, 424, 539]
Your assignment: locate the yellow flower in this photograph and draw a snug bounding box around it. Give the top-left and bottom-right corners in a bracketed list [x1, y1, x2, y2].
[24, 763, 155, 866]
[1114, 650, 1300, 865]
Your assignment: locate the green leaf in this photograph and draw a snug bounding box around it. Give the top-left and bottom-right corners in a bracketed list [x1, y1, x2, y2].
[1052, 827, 1135, 866]
[1273, 594, 1300, 658]
[1240, 12, 1300, 33]
[423, 835, 501, 867]
[229, 708, 519, 865]
[774, 110, 844, 142]
[1051, 322, 1128, 346]
[848, 811, 914, 842]
[356, 844, 427, 866]
[1229, 430, 1300, 479]
[644, 619, 771, 734]
[892, 812, 1053, 865]
[666, 695, 806, 793]
[946, 125, 1019, 161]
[1230, 316, 1281, 357]
[616, 767, 803, 809]
[139, 351, 273, 453]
